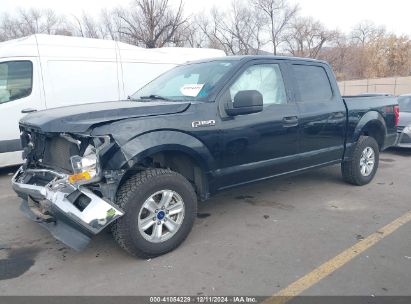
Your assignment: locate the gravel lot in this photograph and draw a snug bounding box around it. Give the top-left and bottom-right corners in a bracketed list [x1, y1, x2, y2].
[0, 149, 410, 297]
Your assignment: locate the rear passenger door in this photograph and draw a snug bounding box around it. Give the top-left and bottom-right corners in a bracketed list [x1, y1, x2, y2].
[290, 63, 346, 167]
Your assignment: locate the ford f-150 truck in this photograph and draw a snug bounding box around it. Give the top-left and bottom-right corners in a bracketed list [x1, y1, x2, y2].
[12, 56, 399, 258]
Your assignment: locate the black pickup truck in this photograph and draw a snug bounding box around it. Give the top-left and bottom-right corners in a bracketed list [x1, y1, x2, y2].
[12, 56, 399, 258]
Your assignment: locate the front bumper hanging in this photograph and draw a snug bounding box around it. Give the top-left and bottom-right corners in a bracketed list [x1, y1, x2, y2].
[12, 167, 124, 251]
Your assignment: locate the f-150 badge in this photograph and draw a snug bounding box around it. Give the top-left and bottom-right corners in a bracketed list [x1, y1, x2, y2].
[192, 120, 216, 128]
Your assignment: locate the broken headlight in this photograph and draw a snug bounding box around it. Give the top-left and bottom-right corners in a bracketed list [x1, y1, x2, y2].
[69, 144, 100, 185]
[64, 135, 110, 185]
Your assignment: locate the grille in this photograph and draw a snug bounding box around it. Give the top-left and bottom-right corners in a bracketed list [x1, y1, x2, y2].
[21, 128, 80, 173]
[42, 137, 80, 172]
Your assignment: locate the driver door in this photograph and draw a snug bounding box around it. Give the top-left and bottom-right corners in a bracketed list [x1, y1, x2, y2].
[215, 60, 300, 189]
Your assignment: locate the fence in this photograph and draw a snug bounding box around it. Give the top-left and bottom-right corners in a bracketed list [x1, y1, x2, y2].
[338, 76, 411, 96]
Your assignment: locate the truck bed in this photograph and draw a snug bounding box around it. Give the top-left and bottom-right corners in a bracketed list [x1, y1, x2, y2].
[343, 95, 398, 151]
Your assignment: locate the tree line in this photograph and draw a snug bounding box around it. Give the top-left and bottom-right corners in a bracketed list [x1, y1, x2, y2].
[1, 0, 410, 80]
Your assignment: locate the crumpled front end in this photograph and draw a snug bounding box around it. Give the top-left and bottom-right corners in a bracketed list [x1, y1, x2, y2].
[12, 127, 124, 251]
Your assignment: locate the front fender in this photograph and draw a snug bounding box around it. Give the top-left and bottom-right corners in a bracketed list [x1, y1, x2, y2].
[105, 130, 215, 172]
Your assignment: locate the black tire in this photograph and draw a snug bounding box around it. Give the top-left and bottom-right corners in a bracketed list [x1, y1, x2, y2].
[112, 168, 197, 258]
[341, 136, 380, 186]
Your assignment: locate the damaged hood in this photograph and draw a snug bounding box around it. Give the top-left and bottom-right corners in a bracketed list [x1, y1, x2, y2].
[20, 100, 191, 133]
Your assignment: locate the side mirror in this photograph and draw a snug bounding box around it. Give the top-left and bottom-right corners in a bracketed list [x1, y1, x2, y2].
[226, 90, 263, 116]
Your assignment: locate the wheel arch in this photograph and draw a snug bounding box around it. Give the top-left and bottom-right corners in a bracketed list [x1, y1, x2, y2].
[353, 111, 387, 150]
[114, 131, 215, 201]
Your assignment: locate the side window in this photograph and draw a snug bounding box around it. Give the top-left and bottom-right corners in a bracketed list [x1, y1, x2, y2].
[0, 61, 33, 104]
[229, 64, 287, 105]
[292, 65, 332, 102]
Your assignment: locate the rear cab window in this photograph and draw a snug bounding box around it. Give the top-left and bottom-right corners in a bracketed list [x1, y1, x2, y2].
[292, 64, 333, 102]
[0, 61, 33, 104]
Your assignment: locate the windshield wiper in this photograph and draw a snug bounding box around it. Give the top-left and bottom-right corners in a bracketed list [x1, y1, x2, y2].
[139, 94, 170, 101]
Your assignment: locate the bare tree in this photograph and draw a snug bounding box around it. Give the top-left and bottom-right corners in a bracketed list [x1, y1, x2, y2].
[317, 31, 349, 80]
[0, 8, 65, 41]
[196, 10, 234, 54]
[99, 9, 120, 40]
[0, 13, 19, 41]
[114, 0, 187, 48]
[0, 8, 71, 41]
[351, 21, 386, 46]
[285, 17, 336, 58]
[195, 12, 232, 52]
[71, 13, 103, 38]
[384, 35, 411, 77]
[363, 34, 411, 78]
[0, 3, 409, 81]
[171, 17, 208, 48]
[252, 0, 298, 55]
[197, 1, 265, 55]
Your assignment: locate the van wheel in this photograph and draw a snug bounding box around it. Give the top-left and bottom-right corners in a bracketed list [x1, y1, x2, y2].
[112, 169, 197, 258]
[341, 136, 379, 186]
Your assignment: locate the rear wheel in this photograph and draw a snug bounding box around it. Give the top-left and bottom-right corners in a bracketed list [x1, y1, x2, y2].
[112, 168, 197, 258]
[341, 136, 379, 186]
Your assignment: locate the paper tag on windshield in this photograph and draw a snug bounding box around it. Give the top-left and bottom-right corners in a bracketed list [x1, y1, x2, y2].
[180, 84, 204, 97]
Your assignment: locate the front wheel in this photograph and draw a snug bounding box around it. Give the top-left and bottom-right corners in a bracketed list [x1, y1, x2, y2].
[341, 136, 380, 186]
[112, 169, 197, 258]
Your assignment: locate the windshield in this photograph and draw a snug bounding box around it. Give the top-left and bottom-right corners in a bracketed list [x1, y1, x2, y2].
[131, 60, 238, 101]
[398, 96, 411, 112]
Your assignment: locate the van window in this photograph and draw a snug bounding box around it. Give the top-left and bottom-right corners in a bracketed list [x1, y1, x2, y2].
[0, 61, 33, 104]
[292, 65, 332, 102]
[229, 64, 287, 105]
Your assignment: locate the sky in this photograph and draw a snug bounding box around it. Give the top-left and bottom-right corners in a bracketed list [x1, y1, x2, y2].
[1, 0, 411, 36]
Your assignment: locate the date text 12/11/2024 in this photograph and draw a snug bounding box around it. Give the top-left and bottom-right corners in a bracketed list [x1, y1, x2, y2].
[149, 296, 258, 303]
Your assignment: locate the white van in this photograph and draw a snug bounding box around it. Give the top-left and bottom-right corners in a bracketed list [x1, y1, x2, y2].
[0, 35, 225, 167]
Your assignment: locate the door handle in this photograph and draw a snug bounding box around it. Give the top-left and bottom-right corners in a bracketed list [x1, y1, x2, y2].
[21, 108, 37, 114]
[282, 116, 299, 127]
[331, 111, 345, 119]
